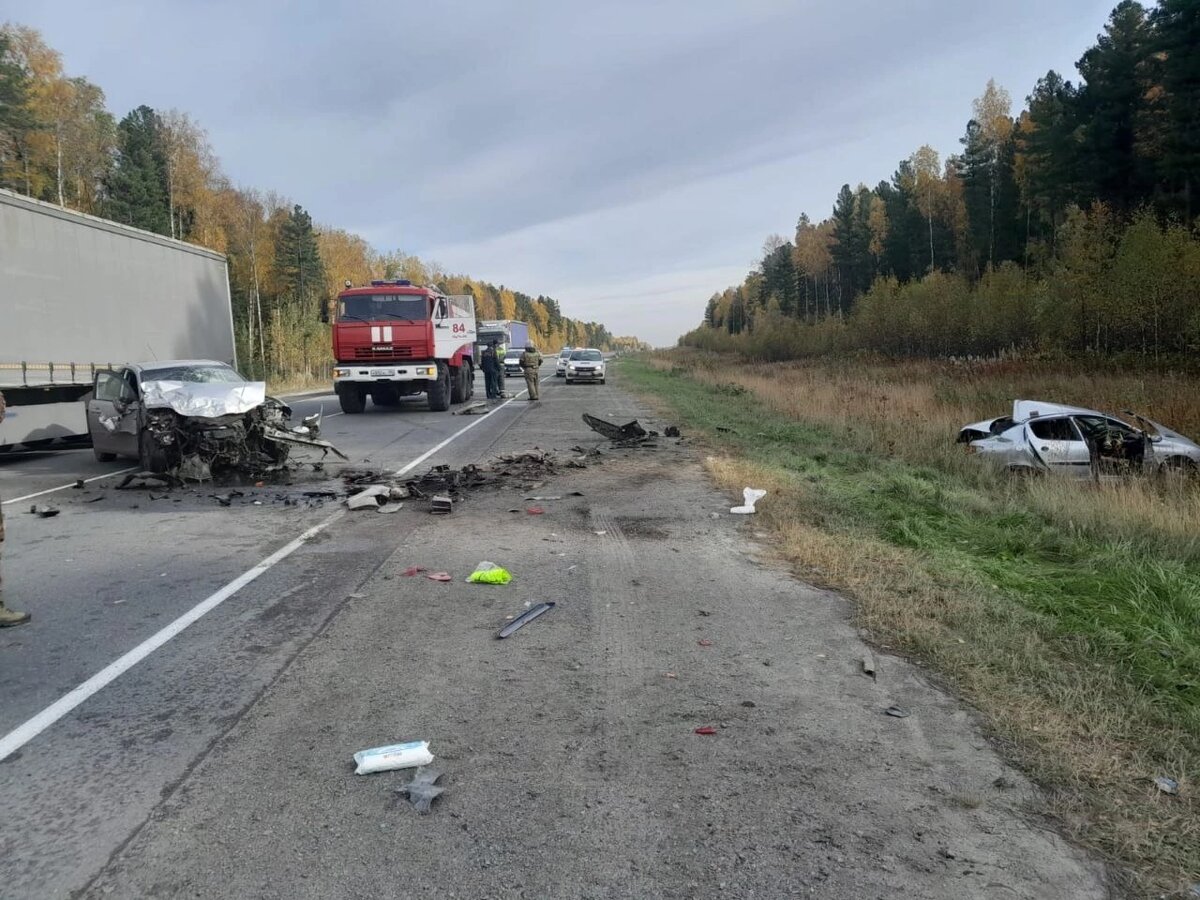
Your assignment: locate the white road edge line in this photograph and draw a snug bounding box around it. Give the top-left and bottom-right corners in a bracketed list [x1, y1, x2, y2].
[0, 378, 550, 763]
[2, 466, 140, 506]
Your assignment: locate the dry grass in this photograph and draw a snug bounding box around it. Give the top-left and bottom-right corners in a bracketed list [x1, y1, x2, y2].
[627, 353, 1200, 896]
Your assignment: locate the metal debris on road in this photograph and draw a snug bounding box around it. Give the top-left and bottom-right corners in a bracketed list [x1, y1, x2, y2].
[395, 768, 446, 813]
[885, 705, 912, 718]
[497, 601, 555, 638]
[116, 472, 175, 490]
[353, 740, 434, 775]
[210, 490, 244, 507]
[430, 495, 453, 515]
[28, 504, 59, 518]
[581, 413, 653, 446]
[346, 485, 406, 510]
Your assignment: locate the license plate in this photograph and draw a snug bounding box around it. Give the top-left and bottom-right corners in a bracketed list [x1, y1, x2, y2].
[369, 368, 395, 377]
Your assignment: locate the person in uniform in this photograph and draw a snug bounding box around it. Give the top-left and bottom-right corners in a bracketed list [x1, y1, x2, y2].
[520, 344, 542, 401]
[480, 341, 500, 399]
[0, 391, 32, 627]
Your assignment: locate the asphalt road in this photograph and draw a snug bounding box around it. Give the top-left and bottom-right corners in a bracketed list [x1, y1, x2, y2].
[0, 365, 558, 898]
[0, 362, 1108, 899]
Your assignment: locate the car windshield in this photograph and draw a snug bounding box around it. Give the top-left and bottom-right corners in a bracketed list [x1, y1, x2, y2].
[140, 364, 244, 383]
[504, 352, 522, 361]
[339, 294, 428, 322]
[571, 350, 602, 361]
[559, 350, 572, 358]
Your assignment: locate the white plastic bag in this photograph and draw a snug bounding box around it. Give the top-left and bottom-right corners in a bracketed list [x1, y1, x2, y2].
[353, 740, 434, 775]
[730, 487, 767, 515]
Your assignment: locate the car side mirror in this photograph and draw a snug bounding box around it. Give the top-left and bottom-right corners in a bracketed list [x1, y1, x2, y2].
[319, 303, 330, 324]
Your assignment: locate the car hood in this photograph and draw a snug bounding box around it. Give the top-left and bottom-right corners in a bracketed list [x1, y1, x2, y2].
[141, 380, 267, 418]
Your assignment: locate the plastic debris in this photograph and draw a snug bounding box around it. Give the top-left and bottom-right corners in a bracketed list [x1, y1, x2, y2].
[525, 496, 562, 501]
[377, 502, 404, 514]
[346, 485, 405, 510]
[664, 672, 677, 679]
[694, 726, 717, 735]
[526, 507, 545, 515]
[593, 530, 607, 536]
[426, 572, 453, 582]
[395, 767, 446, 812]
[885, 705, 911, 718]
[498, 601, 556, 638]
[697, 639, 713, 647]
[468, 562, 512, 585]
[402, 566, 427, 576]
[353, 740, 434, 775]
[28, 504, 60, 518]
[730, 487, 767, 515]
[1154, 775, 1180, 795]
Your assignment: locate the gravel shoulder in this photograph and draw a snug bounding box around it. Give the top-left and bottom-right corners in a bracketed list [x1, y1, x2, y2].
[82, 377, 1110, 899]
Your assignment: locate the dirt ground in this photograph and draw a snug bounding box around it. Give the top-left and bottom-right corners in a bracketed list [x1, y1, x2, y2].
[81, 386, 1110, 899]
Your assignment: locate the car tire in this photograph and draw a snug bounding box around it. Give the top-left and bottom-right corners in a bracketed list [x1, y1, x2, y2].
[138, 430, 173, 474]
[93, 446, 117, 462]
[450, 363, 471, 404]
[428, 363, 451, 411]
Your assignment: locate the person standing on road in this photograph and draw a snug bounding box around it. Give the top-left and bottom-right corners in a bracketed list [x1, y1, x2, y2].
[480, 341, 500, 399]
[0, 391, 32, 627]
[520, 344, 543, 401]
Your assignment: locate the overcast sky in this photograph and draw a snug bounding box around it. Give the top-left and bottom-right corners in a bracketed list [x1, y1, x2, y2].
[6, 0, 1118, 345]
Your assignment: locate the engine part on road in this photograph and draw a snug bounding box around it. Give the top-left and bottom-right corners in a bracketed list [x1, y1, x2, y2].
[353, 740, 434, 776]
[395, 768, 446, 813]
[497, 601, 555, 638]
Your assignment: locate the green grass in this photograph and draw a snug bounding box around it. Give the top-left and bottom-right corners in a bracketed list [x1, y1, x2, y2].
[621, 355, 1200, 894]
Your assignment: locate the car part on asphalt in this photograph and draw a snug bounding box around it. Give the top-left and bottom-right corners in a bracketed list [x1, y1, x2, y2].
[430, 494, 454, 514]
[885, 706, 911, 718]
[28, 504, 59, 518]
[497, 601, 555, 638]
[353, 740, 434, 775]
[395, 768, 446, 813]
[582, 414, 649, 444]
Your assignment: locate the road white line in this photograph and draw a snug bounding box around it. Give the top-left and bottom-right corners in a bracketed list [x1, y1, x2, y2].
[0, 384, 548, 763]
[1, 466, 139, 506]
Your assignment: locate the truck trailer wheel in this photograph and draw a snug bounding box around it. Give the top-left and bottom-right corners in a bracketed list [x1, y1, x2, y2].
[337, 384, 366, 414]
[428, 363, 451, 412]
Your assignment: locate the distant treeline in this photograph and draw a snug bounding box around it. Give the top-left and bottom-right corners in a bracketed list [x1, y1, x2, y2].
[0, 24, 641, 378]
[685, 1, 1200, 361]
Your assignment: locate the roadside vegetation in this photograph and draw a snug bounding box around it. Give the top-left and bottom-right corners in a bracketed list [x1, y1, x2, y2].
[0, 24, 642, 384]
[625, 351, 1199, 896]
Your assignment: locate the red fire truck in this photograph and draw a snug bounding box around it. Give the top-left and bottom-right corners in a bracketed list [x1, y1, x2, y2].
[331, 280, 477, 413]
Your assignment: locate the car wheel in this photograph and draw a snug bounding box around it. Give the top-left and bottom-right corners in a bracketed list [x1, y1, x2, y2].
[93, 446, 117, 462]
[1158, 456, 1198, 481]
[600, 378, 606, 385]
[138, 430, 173, 474]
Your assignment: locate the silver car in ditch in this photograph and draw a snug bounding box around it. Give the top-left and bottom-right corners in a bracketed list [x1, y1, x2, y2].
[86, 360, 340, 474]
[959, 399, 1200, 478]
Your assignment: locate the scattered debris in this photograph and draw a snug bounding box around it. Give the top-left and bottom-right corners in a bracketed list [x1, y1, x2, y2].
[697, 609, 711, 617]
[715, 425, 737, 434]
[885, 705, 912, 718]
[992, 776, 1016, 790]
[741, 700, 756, 708]
[116, 472, 174, 490]
[664, 425, 681, 438]
[430, 495, 453, 515]
[72, 479, 85, 489]
[730, 487, 767, 515]
[210, 490, 244, 507]
[425, 572, 453, 582]
[376, 502, 404, 514]
[85, 495, 104, 503]
[593, 530, 607, 536]
[694, 726, 717, 736]
[1154, 775, 1180, 795]
[28, 504, 59, 518]
[862, 653, 877, 679]
[526, 507, 545, 515]
[497, 601, 555, 638]
[525, 496, 562, 501]
[395, 767, 446, 813]
[453, 401, 491, 416]
[582, 413, 653, 446]
[402, 566, 427, 576]
[664, 672, 678, 679]
[468, 562, 512, 585]
[346, 485, 403, 510]
[698, 639, 713, 647]
[353, 740, 434, 775]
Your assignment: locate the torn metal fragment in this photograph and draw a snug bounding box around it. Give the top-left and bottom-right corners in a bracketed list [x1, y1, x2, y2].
[430, 495, 453, 514]
[497, 602, 556, 638]
[581, 414, 648, 443]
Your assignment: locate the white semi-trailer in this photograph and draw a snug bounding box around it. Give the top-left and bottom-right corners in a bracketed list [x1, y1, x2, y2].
[0, 188, 236, 450]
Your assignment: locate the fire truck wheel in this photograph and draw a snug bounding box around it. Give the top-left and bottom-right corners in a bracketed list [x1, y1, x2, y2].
[450, 363, 471, 404]
[428, 364, 451, 412]
[337, 385, 366, 414]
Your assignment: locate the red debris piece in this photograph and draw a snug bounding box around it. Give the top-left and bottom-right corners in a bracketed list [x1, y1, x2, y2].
[527, 507, 545, 515]
[403, 566, 427, 576]
[426, 572, 453, 582]
[697, 639, 713, 647]
[694, 726, 717, 735]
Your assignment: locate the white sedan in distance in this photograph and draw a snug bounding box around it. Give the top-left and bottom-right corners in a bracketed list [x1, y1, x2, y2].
[564, 348, 606, 385]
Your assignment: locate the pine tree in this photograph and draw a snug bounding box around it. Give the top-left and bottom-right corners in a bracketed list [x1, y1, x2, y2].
[1152, 0, 1200, 219]
[105, 105, 169, 233]
[274, 204, 327, 314]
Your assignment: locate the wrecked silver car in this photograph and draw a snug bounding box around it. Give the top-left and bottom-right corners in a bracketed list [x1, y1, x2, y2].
[86, 360, 344, 476]
[959, 399, 1200, 478]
